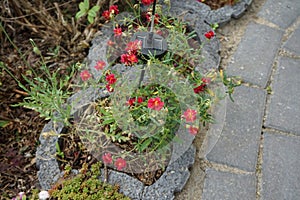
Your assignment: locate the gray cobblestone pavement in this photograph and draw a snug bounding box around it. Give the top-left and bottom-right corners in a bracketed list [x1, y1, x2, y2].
[200, 0, 300, 199]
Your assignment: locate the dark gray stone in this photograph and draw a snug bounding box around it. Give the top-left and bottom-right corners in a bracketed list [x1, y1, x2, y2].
[205, 0, 253, 26]
[141, 146, 196, 200]
[206, 86, 266, 172]
[202, 169, 256, 200]
[104, 170, 145, 200]
[36, 121, 62, 189]
[283, 24, 300, 55]
[164, 0, 253, 27]
[261, 132, 300, 200]
[227, 22, 283, 87]
[264, 57, 300, 135]
[258, 0, 300, 29]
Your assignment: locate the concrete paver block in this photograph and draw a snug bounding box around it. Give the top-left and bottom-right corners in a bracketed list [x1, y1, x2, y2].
[265, 57, 300, 135]
[227, 22, 283, 87]
[258, 0, 300, 29]
[283, 24, 300, 55]
[202, 169, 256, 200]
[206, 86, 266, 172]
[262, 132, 300, 200]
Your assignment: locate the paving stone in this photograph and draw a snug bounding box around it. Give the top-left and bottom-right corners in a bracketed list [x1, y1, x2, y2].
[265, 57, 300, 135]
[261, 132, 300, 200]
[283, 24, 300, 55]
[206, 86, 266, 172]
[227, 22, 283, 87]
[202, 169, 256, 200]
[258, 0, 300, 29]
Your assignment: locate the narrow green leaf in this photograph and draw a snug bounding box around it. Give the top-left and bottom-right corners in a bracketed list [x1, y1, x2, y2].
[88, 9, 97, 18]
[101, 118, 115, 125]
[79, 1, 88, 11]
[75, 10, 86, 20]
[84, 0, 90, 9]
[140, 138, 152, 152]
[87, 15, 94, 24]
[0, 120, 10, 128]
[91, 5, 100, 12]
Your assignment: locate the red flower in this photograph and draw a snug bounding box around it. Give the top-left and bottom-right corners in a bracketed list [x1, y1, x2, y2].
[114, 27, 123, 37]
[102, 153, 113, 164]
[137, 97, 143, 103]
[106, 84, 114, 92]
[102, 10, 110, 20]
[141, 0, 154, 6]
[107, 40, 115, 46]
[204, 30, 215, 39]
[127, 97, 143, 106]
[80, 70, 91, 81]
[156, 29, 163, 36]
[183, 109, 197, 123]
[125, 40, 142, 54]
[94, 60, 106, 71]
[194, 77, 211, 93]
[148, 97, 164, 111]
[194, 85, 205, 93]
[188, 126, 199, 136]
[109, 5, 119, 15]
[115, 158, 126, 170]
[102, 5, 119, 20]
[202, 77, 211, 84]
[106, 73, 117, 84]
[146, 13, 160, 24]
[127, 98, 136, 106]
[120, 53, 138, 66]
[127, 53, 138, 64]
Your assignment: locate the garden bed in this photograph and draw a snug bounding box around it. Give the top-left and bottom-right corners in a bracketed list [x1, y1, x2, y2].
[36, 5, 224, 198]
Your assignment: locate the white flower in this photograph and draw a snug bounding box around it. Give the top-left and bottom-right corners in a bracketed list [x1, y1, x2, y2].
[38, 191, 50, 200]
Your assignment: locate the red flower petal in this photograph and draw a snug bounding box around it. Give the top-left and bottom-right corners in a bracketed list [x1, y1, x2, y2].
[109, 5, 119, 15]
[102, 153, 113, 164]
[183, 109, 197, 123]
[102, 10, 110, 20]
[106, 84, 114, 92]
[80, 70, 92, 81]
[141, 0, 154, 6]
[114, 158, 126, 171]
[114, 27, 122, 37]
[204, 30, 215, 39]
[106, 74, 117, 85]
[94, 60, 106, 71]
[188, 126, 199, 136]
[148, 97, 164, 111]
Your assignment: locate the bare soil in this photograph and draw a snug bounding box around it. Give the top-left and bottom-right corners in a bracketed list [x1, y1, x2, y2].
[201, 0, 237, 10]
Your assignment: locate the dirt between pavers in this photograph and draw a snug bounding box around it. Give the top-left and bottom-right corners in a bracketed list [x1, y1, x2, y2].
[175, 0, 266, 199]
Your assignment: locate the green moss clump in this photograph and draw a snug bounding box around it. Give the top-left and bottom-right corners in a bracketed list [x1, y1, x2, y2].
[49, 162, 131, 200]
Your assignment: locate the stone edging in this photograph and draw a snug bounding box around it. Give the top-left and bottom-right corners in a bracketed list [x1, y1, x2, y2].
[166, 0, 253, 26]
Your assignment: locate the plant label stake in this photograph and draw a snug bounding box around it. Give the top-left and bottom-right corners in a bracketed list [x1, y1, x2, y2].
[131, 0, 168, 87]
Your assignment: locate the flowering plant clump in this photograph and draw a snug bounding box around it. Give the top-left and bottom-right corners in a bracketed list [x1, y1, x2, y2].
[72, 0, 240, 176]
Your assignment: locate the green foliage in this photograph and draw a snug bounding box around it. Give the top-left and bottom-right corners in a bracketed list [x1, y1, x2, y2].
[0, 120, 10, 128]
[219, 69, 241, 101]
[49, 162, 131, 200]
[0, 40, 77, 126]
[75, 0, 100, 24]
